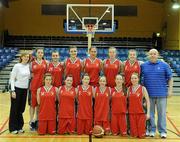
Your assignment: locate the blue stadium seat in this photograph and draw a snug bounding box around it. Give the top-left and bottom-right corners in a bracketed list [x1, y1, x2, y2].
[78, 54, 87, 60]
[0, 49, 3, 54]
[104, 49, 108, 55]
[120, 57, 126, 62]
[97, 49, 104, 56]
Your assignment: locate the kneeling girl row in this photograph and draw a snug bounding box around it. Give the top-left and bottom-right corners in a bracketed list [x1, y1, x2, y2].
[37, 73, 150, 138]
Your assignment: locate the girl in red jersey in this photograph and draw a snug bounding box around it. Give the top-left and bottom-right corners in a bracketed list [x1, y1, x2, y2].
[111, 74, 127, 136]
[37, 73, 58, 135]
[123, 49, 143, 88]
[103, 47, 122, 88]
[29, 48, 48, 130]
[57, 75, 77, 134]
[94, 76, 110, 134]
[48, 51, 64, 87]
[84, 47, 103, 87]
[64, 46, 82, 87]
[128, 73, 150, 138]
[77, 74, 94, 135]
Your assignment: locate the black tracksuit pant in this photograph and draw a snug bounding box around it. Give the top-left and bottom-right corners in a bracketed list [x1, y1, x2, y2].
[9, 87, 27, 132]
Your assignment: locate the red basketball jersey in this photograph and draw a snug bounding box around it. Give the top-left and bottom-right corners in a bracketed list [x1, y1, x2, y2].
[84, 58, 101, 86]
[111, 88, 127, 114]
[77, 85, 93, 119]
[38, 86, 56, 120]
[94, 87, 110, 121]
[48, 62, 64, 87]
[58, 86, 76, 118]
[65, 58, 81, 87]
[30, 60, 47, 90]
[128, 85, 144, 114]
[124, 60, 140, 87]
[104, 59, 121, 87]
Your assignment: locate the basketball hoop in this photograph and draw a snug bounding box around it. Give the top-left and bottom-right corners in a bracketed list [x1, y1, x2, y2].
[67, 4, 114, 54]
[85, 24, 95, 38]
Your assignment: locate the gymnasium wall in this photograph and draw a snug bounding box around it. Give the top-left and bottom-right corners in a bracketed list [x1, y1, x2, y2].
[0, 5, 5, 46]
[163, 0, 179, 50]
[4, 0, 164, 38]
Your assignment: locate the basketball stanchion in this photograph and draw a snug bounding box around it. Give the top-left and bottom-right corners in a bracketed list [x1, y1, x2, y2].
[89, 130, 92, 142]
[85, 24, 95, 53]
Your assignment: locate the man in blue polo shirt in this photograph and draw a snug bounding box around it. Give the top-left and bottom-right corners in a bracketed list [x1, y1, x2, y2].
[141, 49, 173, 138]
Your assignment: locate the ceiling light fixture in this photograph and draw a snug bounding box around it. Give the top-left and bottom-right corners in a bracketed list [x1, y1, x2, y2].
[172, 0, 180, 9]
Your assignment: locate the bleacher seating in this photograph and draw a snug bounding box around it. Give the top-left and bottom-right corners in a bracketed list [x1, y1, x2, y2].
[0, 47, 19, 70]
[161, 50, 180, 76]
[5, 36, 179, 70]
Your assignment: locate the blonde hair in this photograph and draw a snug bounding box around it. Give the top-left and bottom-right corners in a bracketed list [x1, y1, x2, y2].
[115, 74, 123, 80]
[108, 47, 116, 52]
[19, 52, 30, 63]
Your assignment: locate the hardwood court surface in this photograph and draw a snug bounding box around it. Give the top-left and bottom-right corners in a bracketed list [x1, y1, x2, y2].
[0, 92, 179, 142]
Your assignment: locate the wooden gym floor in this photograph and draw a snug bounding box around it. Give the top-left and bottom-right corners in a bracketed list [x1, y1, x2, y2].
[0, 92, 179, 142]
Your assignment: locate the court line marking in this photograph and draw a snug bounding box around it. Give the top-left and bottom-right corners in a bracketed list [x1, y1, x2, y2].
[0, 118, 9, 133]
[167, 115, 180, 118]
[168, 103, 180, 105]
[0, 135, 180, 140]
[167, 114, 180, 136]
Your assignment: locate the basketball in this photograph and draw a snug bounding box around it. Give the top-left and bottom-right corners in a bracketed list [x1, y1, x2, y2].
[92, 125, 104, 138]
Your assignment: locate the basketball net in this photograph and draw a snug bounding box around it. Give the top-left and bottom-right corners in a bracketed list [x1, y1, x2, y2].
[85, 24, 95, 52]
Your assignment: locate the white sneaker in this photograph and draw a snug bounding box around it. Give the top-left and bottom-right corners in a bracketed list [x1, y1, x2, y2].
[18, 129, 25, 133]
[149, 131, 155, 137]
[160, 133, 167, 138]
[10, 130, 18, 134]
[146, 131, 150, 136]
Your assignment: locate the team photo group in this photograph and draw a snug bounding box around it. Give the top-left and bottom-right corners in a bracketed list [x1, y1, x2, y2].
[9, 46, 173, 139]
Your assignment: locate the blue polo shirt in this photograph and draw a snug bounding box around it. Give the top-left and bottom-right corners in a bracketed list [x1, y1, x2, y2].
[141, 60, 172, 98]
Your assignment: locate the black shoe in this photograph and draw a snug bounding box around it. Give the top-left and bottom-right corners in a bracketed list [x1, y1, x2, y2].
[35, 120, 38, 130]
[29, 121, 36, 131]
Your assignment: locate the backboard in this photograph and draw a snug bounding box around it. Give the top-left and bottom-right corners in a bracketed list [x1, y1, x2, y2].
[66, 4, 114, 33]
